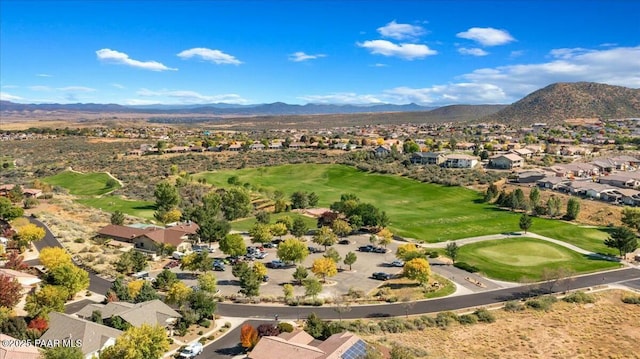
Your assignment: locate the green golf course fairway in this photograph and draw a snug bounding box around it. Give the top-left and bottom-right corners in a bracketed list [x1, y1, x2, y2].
[77, 196, 156, 219]
[196, 164, 614, 254]
[457, 237, 621, 282]
[44, 171, 121, 196]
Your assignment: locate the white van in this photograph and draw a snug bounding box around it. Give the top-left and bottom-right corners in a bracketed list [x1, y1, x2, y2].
[132, 271, 149, 279]
[172, 251, 185, 260]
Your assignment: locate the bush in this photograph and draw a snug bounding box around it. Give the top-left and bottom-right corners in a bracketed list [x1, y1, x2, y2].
[526, 296, 557, 311]
[428, 251, 439, 258]
[457, 314, 478, 325]
[473, 308, 496, 323]
[454, 262, 479, 273]
[199, 319, 211, 328]
[563, 291, 595, 304]
[621, 295, 640, 305]
[277, 322, 294, 333]
[435, 311, 457, 328]
[504, 301, 525, 312]
[74, 238, 85, 243]
[224, 322, 232, 328]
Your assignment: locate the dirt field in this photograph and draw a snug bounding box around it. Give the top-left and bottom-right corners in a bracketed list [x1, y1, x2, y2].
[362, 290, 640, 359]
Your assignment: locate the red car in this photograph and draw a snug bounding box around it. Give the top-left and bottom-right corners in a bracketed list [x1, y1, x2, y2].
[163, 260, 179, 269]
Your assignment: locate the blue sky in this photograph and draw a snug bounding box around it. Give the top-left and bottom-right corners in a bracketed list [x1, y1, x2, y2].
[1, 0, 639, 106]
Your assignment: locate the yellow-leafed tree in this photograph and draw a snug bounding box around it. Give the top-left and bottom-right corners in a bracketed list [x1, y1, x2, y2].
[16, 223, 46, 246]
[402, 258, 431, 285]
[39, 247, 72, 270]
[127, 280, 145, 299]
[311, 257, 337, 283]
[166, 282, 193, 307]
[100, 324, 169, 359]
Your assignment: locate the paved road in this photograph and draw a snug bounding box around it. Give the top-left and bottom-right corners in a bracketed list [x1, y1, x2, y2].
[201, 320, 266, 359]
[25, 216, 112, 295]
[217, 267, 640, 320]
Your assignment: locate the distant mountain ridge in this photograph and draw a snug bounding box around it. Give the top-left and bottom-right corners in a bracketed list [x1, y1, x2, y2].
[0, 100, 434, 115]
[482, 82, 640, 125]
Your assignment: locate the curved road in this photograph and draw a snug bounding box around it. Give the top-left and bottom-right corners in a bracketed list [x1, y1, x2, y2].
[217, 267, 640, 320]
[25, 216, 113, 295]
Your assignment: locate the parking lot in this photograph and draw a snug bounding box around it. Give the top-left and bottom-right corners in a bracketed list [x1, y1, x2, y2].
[150, 233, 407, 299]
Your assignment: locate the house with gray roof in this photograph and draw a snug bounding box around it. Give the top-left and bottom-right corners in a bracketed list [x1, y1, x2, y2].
[40, 312, 122, 359]
[75, 299, 181, 329]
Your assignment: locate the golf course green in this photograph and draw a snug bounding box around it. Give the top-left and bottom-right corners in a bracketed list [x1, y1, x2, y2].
[44, 171, 120, 196]
[457, 237, 621, 282]
[196, 164, 615, 254]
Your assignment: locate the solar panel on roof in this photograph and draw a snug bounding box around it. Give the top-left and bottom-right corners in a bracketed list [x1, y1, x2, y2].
[341, 339, 368, 359]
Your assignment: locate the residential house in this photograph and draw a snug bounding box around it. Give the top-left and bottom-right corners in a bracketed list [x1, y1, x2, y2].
[75, 299, 181, 331]
[0, 333, 41, 359]
[288, 142, 306, 149]
[550, 163, 599, 178]
[132, 222, 199, 254]
[488, 154, 524, 169]
[598, 173, 640, 189]
[228, 143, 242, 151]
[511, 148, 533, 158]
[372, 145, 391, 157]
[455, 142, 476, 151]
[442, 154, 478, 168]
[536, 176, 569, 190]
[250, 143, 266, 151]
[40, 312, 123, 359]
[268, 142, 283, 150]
[512, 170, 547, 184]
[410, 152, 445, 165]
[96, 225, 154, 243]
[165, 146, 190, 153]
[249, 329, 369, 359]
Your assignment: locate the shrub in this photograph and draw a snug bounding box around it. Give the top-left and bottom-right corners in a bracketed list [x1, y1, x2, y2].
[435, 311, 457, 328]
[563, 291, 595, 304]
[621, 295, 640, 305]
[473, 308, 496, 323]
[504, 301, 525, 312]
[74, 238, 85, 243]
[428, 251, 439, 258]
[526, 296, 557, 311]
[277, 322, 294, 333]
[224, 322, 232, 328]
[199, 336, 207, 344]
[457, 314, 478, 325]
[348, 287, 365, 299]
[454, 262, 479, 273]
[378, 318, 407, 333]
[199, 319, 211, 328]
[197, 330, 203, 335]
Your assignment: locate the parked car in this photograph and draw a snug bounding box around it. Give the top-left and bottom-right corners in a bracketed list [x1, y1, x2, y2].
[372, 272, 392, 281]
[267, 260, 286, 268]
[263, 242, 278, 248]
[358, 245, 375, 252]
[390, 260, 404, 267]
[163, 260, 179, 269]
[172, 251, 186, 260]
[308, 246, 323, 253]
[194, 245, 215, 253]
[262, 275, 270, 282]
[338, 239, 350, 245]
[373, 246, 387, 253]
[213, 260, 225, 271]
[178, 342, 203, 358]
[255, 252, 268, 259]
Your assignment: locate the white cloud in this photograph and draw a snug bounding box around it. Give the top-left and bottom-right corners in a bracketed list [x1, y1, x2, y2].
[29, 86, 52, 91]
[36, 73, 52, 77]
[111, 83, 125, 89]
[509, 50, 525, 59]
[458, 47, 489, 56]
[357, 40, 437, 60]
[0, 92, 24, 101]
[177, 48, 242, 65]
[136, 88, 249, 104]
[288, 52, 326, 62]
[377, 20, 426, 40]
[57, 86, 96, 92]
[383, 83, 509, 104]
[371, 63, 388, 67]
[456, 27, 515, 46]
[96, 49, 177, 71]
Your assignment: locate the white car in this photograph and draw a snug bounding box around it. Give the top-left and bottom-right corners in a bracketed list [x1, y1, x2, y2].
[179, 342, 203, 358]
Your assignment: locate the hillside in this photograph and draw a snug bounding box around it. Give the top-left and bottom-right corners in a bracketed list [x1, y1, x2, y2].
[482, 82, 640, 125]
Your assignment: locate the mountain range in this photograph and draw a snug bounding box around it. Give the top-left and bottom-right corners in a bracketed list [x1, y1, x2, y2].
[2, 82, 639, 125]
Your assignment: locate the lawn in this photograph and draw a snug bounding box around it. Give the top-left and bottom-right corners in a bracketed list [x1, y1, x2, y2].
[77, 195, 156, 219]
[531, 220, 616, 256]
[457, 237, 621, 282]
[44, 171, 121, 195]
[195, 164, 613, 252]
[231, 211, 317, 232]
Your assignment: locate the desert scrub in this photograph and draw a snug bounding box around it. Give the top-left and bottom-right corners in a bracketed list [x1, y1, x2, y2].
[563, 291, 595, 304]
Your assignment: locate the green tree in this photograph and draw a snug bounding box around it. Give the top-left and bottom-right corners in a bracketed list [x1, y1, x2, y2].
[331, 219, 352, 238]
[304, 313, 325, 339]
[313, 226, 337, 251]
[189, 290, 217, 320]
[604, 226, 638, 257]
[255, 210, 271, 224]
[276, 216, 293, 231]
[403, 141, 420, 153]
[343, 251, 357, 271]
[134, 281, 159, 303]
[283, 283, 294, 301]
[0, 197, 24, 220]
[221, 188, 252, 220]
[519, 213, 533, 233]
[249, 223, 273, 244]
[303, 277, 323, 299]
[291, 217, 309, 238]
[324, 247, 342, 264]
[43, 346, 84, 359]
[8, 184, 24, 203]
[566, 197, 581, 220]
[290, 191, 309, 209]
[47, 263, 89, 299]
[277, 238, 309, 263]
[529, 187, 541, 210]
[154, 269, 177, 290]
[153, 181, 180, 212]
[108, 277, 131, 302]
[197, 217, 230, 245]
[110, 210, 125, 225]
[115, 250, 148, 274]
[621, 207, 640, 231]
[100, 324, 169, 359]
[445, 242, 459, 264]
[25, 285, 68, 319]
[546, 196, 562, 217]
[307, 192, 319, 207]
[403, 258, 431, 285]
[233, 262, 261, 297]
[293, 265, 309, 285]
[219, 233, 247, 257]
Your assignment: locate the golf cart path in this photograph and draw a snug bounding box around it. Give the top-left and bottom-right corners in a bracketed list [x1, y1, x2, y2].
[420, 231, 600, 257]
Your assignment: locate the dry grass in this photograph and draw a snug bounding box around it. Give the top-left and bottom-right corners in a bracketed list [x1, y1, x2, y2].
[362, 290, 640, 358]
